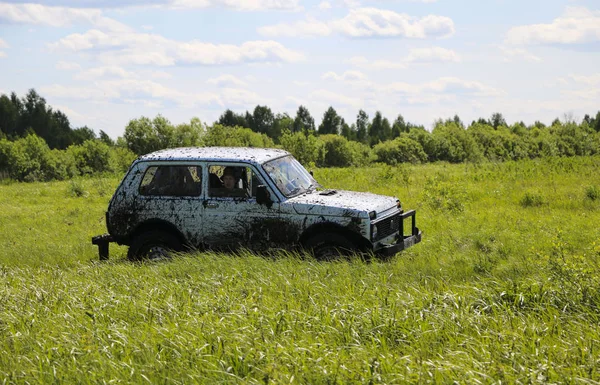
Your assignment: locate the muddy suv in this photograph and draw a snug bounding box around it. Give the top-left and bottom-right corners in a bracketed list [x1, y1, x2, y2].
[92, 147, 421, 260]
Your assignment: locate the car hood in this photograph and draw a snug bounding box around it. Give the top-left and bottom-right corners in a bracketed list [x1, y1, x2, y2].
[285, 189, 398, 217]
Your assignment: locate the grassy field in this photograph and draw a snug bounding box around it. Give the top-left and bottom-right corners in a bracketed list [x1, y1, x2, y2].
[1, 157, 600, 383]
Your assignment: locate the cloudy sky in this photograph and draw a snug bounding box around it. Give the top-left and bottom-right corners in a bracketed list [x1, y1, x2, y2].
[1, 0, 599, 138]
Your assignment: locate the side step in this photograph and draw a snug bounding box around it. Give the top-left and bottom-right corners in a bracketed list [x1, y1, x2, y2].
[92, 234, 114, 260]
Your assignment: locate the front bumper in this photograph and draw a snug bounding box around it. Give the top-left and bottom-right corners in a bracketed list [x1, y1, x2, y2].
[375, 209, 422, 256]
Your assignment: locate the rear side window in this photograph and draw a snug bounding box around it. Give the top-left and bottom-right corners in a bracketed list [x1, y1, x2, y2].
[139, 165, 202, 197]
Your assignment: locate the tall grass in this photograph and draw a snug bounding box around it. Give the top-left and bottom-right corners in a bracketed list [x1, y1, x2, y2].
[1, 156, 599, 383]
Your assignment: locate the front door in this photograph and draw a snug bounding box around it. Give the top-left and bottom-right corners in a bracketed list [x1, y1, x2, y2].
[202, 163, 283, 250]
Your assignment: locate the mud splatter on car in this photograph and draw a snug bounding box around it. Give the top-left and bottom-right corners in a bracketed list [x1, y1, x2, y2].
[92, 146, 421, 261]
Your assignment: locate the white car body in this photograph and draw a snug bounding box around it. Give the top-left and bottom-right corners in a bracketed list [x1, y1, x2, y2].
[93, 147, 421, 260]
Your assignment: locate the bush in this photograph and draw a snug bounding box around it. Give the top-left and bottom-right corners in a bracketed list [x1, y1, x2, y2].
[110, 146, 137, 173]
[520, 191, 545, 207]
[319, 135, 353, 167]
[68, 140, 114, 175]
[431, 122, 482, 163]
[280, 131, 324, 166]
[585, 186, 600, 201]
[203, 125, 275, 148]
[373, 136, 427, 165]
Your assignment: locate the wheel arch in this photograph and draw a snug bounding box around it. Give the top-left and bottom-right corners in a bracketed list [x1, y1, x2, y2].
[125, 219, 187, 246]
[299, 221, 371, 251]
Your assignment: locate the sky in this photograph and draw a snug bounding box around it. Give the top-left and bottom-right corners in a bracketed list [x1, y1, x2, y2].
[0, 0, 599, 139]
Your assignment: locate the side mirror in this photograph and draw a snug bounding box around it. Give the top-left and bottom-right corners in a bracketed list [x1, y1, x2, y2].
[256, 185, 273, 208]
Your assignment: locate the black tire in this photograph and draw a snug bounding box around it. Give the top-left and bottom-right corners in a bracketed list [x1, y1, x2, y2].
[127, 230, 182, 261]
[304, 233, 357, 261]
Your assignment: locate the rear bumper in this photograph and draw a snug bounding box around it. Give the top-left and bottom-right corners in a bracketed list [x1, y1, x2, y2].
[92, 234, 114, 260]
[375, 209, 422, 256]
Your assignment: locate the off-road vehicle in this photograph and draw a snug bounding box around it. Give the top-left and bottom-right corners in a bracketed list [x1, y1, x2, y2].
[92, 147, 421, 260]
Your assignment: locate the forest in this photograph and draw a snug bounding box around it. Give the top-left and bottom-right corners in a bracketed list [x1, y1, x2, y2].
[1, 88, 600, 181]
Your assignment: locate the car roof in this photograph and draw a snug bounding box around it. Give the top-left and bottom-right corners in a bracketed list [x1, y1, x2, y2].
[137, 147, 290, 164]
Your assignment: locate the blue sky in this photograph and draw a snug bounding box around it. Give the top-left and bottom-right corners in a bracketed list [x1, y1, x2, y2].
[0, 0, 599, 138]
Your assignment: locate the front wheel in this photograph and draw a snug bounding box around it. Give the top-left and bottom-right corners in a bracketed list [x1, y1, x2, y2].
[304, 233, 357, 261]
[127, 230, 182, 261]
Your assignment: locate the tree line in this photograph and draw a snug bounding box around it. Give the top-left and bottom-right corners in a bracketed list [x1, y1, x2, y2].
[1, 88, 600, 182]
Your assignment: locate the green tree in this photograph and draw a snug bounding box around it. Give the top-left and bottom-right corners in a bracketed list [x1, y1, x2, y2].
[173, 117, 204, 147]
[71, 126, 96, 145]
[593, 111, 600, 133]
[99, 130, 115, 146]
[341, 122, 354, 141]
[318, 106, 342, 135]
[280, 131, 324, 165]
[391, 114, 407, 138]
[249, 105, 275, 137]
[356, 110, 369, 144]
[272, 113, 293, 143]
[490, 113, 507, 129]
[293, 105, 315, 134]
[0, 94, 19, 137]
[368, 111, 387, 146]
[217, 109, 248, 128]
[123, 116, 160, 155]
[203, 124, 275, 148]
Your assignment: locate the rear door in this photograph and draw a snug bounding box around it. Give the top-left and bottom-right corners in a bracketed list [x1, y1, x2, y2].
[135, 163, 204, 246]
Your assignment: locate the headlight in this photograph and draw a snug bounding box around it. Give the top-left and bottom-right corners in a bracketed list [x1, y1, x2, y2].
[372, 225, 378, 240]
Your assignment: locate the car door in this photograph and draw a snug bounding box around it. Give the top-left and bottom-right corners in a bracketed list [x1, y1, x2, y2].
[202, 163, 282, 250]
[135, 163, 204, 247]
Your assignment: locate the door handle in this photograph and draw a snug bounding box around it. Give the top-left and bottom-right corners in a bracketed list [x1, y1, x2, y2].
[206, 203, 219, 209]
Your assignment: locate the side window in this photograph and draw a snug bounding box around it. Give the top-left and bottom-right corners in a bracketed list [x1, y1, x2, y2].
[208, 165, 263, 199]
[139, 165, 202, 197]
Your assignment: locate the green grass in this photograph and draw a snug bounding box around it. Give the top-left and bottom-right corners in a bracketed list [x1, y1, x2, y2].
[1, 157, 600, 383]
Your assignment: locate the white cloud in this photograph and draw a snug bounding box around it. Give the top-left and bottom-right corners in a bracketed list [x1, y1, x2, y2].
[40, 79, 220, 108]
[506, 7, 600, 45]
[332, 8, 454, 38]
[322, 70, 367, 82]
[219, 87, 264, 107]
[500, 46, 541, 62]
[169, 0, 301, 11]
[348, 47, 459, 70]
[50, 30, 305, 66]
[207, 74, 248, 87]
[349, 56, 406, 70]
[310, 89, 364, 108]
[422, 77, 501, 96]
[74, 66, 137, 80]
[318, 1, 332, 10]
[568, 73, 600, 86]
[0, 52, 6, 58]
[258, 17, 331, 37]
[259, 7, 454, 38]
[0, 3, 131, 32]
[55, 61, 82, 71]
[405, 47, 460, 63]
[40, 84, 121, 100]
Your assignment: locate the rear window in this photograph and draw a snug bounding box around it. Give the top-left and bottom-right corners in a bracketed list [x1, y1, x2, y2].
[139, 165, 202, 197]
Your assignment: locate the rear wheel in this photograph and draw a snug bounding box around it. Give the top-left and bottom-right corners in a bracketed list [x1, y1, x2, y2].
[127, 230, 182, 261]
[304, 233, 357, 261]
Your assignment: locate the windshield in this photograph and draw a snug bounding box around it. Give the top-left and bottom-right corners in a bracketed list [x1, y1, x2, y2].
[262, 155, 319, 197]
